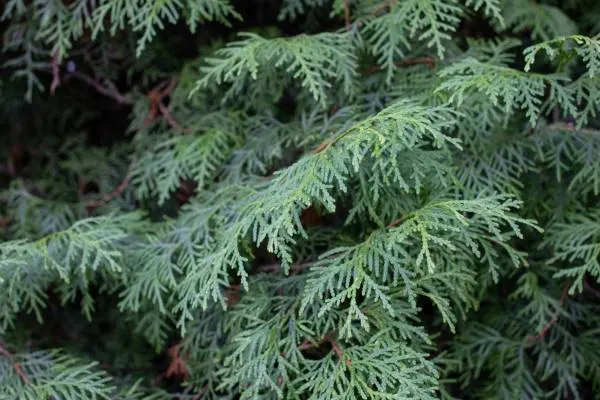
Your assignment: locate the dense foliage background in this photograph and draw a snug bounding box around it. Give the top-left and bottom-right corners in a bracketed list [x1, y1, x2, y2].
[1, 0, 600, 399]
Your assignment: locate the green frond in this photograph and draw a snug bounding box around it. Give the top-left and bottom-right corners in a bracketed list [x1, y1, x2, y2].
[92, 0, 240, 57]
[571, 76, 600, 127]
[295, 334, 439, 400]
[301, 195, 537, 336]
[375, 0, 462, 59]
[173, 99, 458, 328]
[363, 11, 411, 84]
[2, 22, 48, 101]
[0, 349, 114, 400]
[277, 0, 327, 21]
[118, 238, 180, 314]
[4, 0, 600, 398]
[436, 57, 576, 126]
[500, 0, 578, 41]
[401, 0, 463, 58]
[524, 34, 600, 78]
[0, 213, 142, 330]
[191, 31, 357, 106]
[2, 184, 81, 239]
[33, 0, 96, 61]
[132, 129, 239, 204]
[464, 0, 504, 26]
[545, 210, 600, 293]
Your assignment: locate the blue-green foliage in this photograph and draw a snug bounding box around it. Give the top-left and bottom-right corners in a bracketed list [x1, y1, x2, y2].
[2, 0, 600, 399]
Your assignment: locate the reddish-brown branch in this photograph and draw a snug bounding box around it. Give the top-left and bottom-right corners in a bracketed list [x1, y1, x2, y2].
[525, 282, 570, 344]
[224, 284, 243, 307]
[175, 181, 196, 204]
[154, 78, 178, 98]
[370, 0, 395, 17]
[158, 102, 191, 133]
[400, 56, 437, 68]
[147, 79, 178, 116]
[256, 261, 313, 274]
[547, 122, 600, 136]
[343, 0, 351, 30]
[85, 165, 133, 212]
[325, 333, 351, 367]
[143, 78, 189, 132]
[370, 57, 437, 74]
[50, 52, 61, 94]
[0, 342, 30, 384]
[164, 343, 189, 381]
[311, 139, 333, 154]
[388, 214, 406, 228]
[65, 71, 131, 104]
[297, 338, 315, 351]
[329, 339, 343, 360]
[296, 332, 351, 367]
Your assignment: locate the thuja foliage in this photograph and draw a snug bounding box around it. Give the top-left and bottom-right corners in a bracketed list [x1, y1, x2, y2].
[1, 0, 600, 398]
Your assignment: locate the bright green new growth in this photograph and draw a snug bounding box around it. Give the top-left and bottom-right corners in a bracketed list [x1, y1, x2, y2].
[2, 0, 600, 399]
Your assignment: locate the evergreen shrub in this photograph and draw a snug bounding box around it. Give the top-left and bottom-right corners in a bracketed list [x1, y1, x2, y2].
[1, 0, 600, 398]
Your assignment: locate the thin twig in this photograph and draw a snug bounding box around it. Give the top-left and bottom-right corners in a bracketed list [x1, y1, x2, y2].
[165, 343, 189, 381]
[343, 0, 351, 30]
[85, 164, 133, 212]
[175, 181, 196, 204]
[388, 214, 406, 228]
[50, 52, 61, 94]
[370, 56, 437, 73]
[370, 0, 395, 17]
[224, 284, 242, 307]
[144, 78, 189, 131]
[256, 261, 313, 274]
[152, 78, 176, 97]
[64, 71, 131, 104]
[0, 341, 30, 383]
[158, 102, 191, 133]
[329, 339, 351, 366]
[296, 332, 351, 366]
[297, 338, 315, 351]
[399, 56, 437, 68]
[546, 122, 600, 136]
[311, 139, 333, 154]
